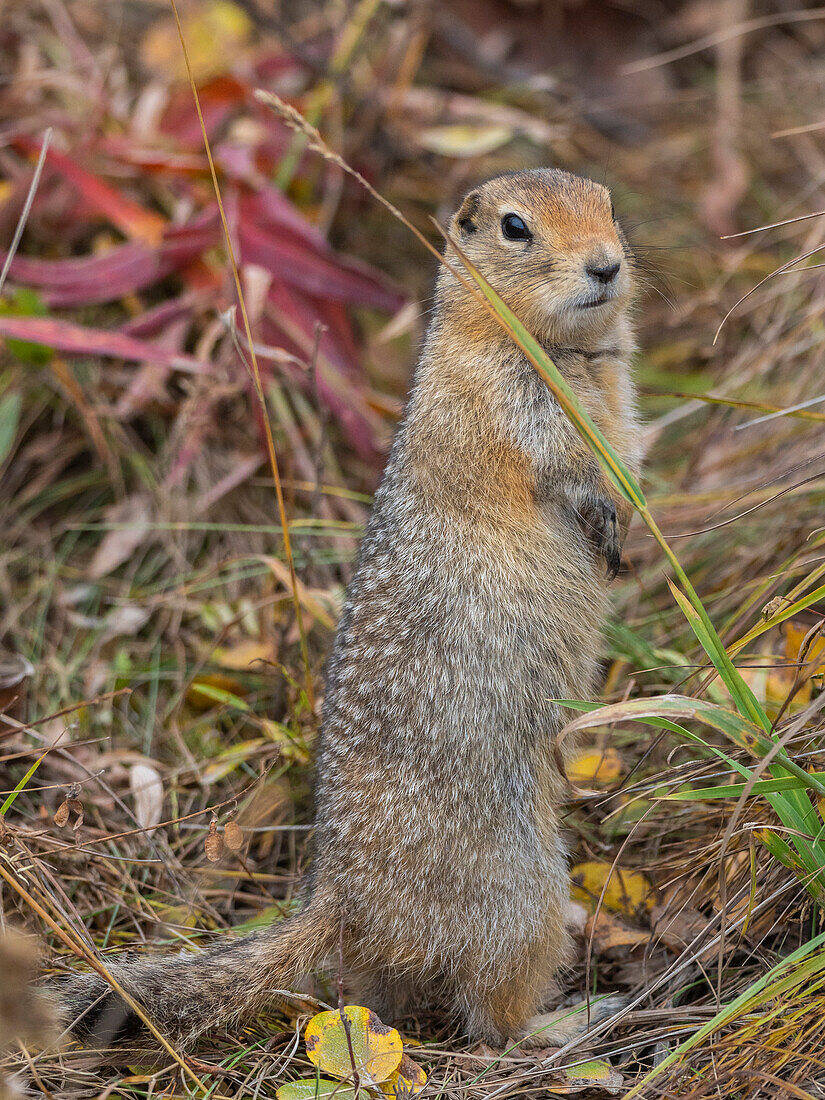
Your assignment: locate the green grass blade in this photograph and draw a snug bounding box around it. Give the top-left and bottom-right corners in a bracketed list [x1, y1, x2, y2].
[561, 694, 825, 797]
[667, 579, 771, 735]
[663, 773, 825, 800]
[1, 748, 50, 816]
[731, 582, 825, 657]
[623, 932, 825, 1098]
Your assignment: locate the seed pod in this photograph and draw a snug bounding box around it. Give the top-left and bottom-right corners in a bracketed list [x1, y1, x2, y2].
[204, 816, 223, 862]
[53, 801, 70, 828]
[223, 820, 243, 851]
[67, 798, 84, 831]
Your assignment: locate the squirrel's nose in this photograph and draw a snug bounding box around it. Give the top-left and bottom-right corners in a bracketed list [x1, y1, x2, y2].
[586, 261, 621, 285]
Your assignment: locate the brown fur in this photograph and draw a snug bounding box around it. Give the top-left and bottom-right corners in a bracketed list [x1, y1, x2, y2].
[56, 169, 643, 1048]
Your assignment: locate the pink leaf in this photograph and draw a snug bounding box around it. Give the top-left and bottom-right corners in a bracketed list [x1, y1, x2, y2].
[14, 137, 167, 245]
[0, 315, 210, 371]
[263, 282, 381, 461]
[0, 212, 220, 307]
[239, 192, 404, 312]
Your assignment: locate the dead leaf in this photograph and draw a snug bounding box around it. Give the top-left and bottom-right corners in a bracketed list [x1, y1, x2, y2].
[210, 638, 277, 672]
[586, 910, 650, 953]
[651, 904, 712, 957]
[100, 604, 151, 642]
[257, 555, 336, 631]
[129, 763, 163, 830]
[379, 1053, 428, 1096]
[67, 798, 84, 831]
[0, 652, 33, 692]
[53, 801, 69, 828]
[88, 496, 152, 580]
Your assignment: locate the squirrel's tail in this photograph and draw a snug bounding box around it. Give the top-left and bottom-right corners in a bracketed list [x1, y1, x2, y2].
[59, 891, 340, 1046]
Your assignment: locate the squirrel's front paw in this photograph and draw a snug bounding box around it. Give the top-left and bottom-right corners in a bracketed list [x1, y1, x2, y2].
[577, 496, 622, 580]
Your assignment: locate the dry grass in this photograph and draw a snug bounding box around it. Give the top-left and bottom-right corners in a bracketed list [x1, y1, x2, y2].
[2, 1, 825, 1096]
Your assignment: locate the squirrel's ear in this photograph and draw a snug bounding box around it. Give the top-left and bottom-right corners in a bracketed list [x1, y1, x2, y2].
[453, 191, 480, 235]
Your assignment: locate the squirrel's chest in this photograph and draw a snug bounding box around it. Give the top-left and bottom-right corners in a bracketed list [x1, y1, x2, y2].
[333, 515, 604, 721]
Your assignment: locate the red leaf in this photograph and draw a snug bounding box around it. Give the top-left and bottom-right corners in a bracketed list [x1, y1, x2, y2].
[0, 315, 210, 371]
[308, 297, 363, 383]
[119, 292, 204, 338]
[239, 191, 404, 313]
[14, 137, 167, 245]
[263, 282, 381, 461]
[0, 211, 220, 307]
[99, 136, 207, 177]
[239, 188, 328, 251]
[266, 279, 360, 379]
[159, 75, 248, 149]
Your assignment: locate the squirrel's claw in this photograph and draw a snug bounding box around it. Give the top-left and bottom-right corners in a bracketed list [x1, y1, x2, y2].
[577, 497, 622, 580]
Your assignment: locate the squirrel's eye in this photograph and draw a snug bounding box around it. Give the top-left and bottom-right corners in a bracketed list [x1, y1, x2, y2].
[610, 202, 616, 221]
[501, 213, 532, 242]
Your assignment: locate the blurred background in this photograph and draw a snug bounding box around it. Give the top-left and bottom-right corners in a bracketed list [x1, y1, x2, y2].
[2, 2, 825, 1097]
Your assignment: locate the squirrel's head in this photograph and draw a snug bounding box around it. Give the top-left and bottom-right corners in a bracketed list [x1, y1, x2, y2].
[444, 169, 634, 344]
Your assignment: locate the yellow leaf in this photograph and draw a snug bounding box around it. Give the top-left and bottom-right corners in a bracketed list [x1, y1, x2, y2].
[765, 666, 810, 710]
[416, 123, 513, 158]
[187, 642, 275, 708]
[141, 1, 252, 82]
[260, 718, 311, 764]
[567, 747, 623, 786]
[547, 1058, 623, 1094]
[746, 619, 825, 715]
[785, 621, 825, 670]
[211, 639, 277, 672]
[570, 861, 654, 915]
[305, 1006, 402, 1086]
[152, 904, 202, 930]
[200, 739, 265, 784]
[379, 1054, 427, 1096]
[187, 673, 246, 710]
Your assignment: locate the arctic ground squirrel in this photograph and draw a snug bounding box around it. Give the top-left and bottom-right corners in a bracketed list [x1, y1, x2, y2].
[59, 168, 643, 1047]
